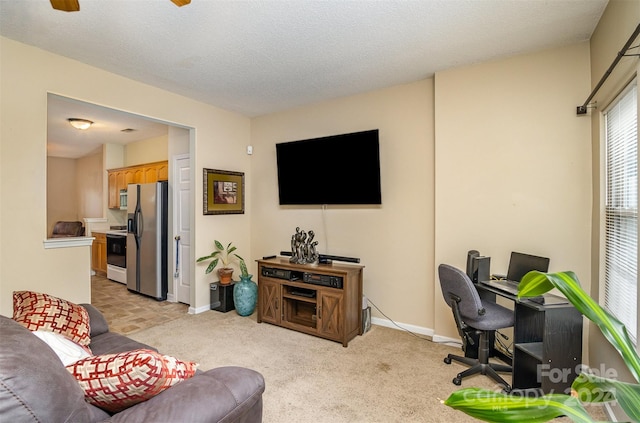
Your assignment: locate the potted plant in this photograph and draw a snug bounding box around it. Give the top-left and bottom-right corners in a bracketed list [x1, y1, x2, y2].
[443, 270, 640, 422]
[196, 240, 245, 285]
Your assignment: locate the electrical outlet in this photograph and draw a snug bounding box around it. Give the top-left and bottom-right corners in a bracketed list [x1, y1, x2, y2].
[247, 145, 253, 155]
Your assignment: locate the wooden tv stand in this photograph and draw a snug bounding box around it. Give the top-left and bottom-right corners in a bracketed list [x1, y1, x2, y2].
[256, 258, 364, 347]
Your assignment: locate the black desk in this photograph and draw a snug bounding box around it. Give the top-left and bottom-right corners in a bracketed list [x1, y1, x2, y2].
[477, 282, 583, 394]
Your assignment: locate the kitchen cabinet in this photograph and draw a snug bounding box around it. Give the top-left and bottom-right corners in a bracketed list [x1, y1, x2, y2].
[107, 161, 168, 209]
[91, 232, 107, 275]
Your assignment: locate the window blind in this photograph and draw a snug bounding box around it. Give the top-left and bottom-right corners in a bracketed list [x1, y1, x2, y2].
[604, 83, 638, 344]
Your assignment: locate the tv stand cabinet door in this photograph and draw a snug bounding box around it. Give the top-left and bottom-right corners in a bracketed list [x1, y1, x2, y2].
[318, 290, 344, 344]
[258, 278, 281, 325]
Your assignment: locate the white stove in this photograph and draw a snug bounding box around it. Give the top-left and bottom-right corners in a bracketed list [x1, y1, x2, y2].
[106, 230, 127, 284]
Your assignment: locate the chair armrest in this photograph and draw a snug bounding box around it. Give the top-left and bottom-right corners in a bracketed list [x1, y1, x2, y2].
[80, 303, 110, 337]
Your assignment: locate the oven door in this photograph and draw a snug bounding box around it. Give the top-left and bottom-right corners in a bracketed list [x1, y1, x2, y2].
[106, 234, 126, 268]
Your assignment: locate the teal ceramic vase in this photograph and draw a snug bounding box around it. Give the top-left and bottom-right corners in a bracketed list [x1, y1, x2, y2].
[234, 274, 258, 316]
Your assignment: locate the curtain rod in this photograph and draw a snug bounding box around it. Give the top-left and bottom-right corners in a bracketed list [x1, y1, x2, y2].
[577, 23, 640, 115]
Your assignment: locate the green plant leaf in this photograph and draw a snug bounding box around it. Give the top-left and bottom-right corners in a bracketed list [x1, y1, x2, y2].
[228, 245, 237, 255]
[238, 257, 248, 277]
[571, 373, 616, 403]
[444, 388, 594, 422]
[214, 240, 224, 251]
[519, 271, 640, 383]
[205, 258, 218, 274]
[196, 253, 214, 262]
[572, 373, 640, 420]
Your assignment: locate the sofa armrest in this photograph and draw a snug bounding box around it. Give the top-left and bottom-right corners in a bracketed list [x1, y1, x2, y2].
[106, 367, 265, 423]
[80, 303, 110, 337]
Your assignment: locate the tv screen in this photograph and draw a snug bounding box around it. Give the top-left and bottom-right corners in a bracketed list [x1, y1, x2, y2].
[276, 129, 382, 205]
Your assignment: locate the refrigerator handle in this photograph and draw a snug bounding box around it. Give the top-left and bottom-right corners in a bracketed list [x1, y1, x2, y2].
[136, 210, 144, 238]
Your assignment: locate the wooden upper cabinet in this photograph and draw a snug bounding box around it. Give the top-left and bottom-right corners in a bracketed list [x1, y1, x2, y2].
[133, 168, 145, 184]
[123, 169, 136, 187]
[157, 163, 169, 181]
[107, 161, 168, 209]
[108, 172, 118, 208]
[144, 166, 159, 183]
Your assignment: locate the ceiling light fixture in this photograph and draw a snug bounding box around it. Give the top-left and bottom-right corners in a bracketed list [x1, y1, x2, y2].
[68, 118, 93, 130]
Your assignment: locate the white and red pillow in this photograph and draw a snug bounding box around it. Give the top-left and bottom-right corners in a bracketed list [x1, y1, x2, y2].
[12, 291, 91, 347]
[66, 349, 198, 412]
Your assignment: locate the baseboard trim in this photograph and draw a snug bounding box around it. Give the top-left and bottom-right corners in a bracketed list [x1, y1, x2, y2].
[190, 304, 209, 314]
[371, 317, 434, 337]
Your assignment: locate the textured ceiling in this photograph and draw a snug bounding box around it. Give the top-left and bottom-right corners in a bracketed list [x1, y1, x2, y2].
[1, 0, 608, 117]
[0, 0, 608, 158]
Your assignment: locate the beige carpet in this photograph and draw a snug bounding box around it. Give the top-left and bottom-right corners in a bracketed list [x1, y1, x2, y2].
[129, 310, 509, 422]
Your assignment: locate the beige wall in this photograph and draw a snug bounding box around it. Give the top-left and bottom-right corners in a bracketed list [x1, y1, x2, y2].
[588, 0, 640, 399]
[47, 152, 104, 236]
[77, 151, 104, 220]
[125, 134, 169, 166]
[251, 80, 435, 329]
[0, 37, 251, 315]
[434, 43, 592, 339]
[47, 157, 78, 235]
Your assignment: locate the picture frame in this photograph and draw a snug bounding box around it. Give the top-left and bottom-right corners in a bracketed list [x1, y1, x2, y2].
[203, 168, 245, 215]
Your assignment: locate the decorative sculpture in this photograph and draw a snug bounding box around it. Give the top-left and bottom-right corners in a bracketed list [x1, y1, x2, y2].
[290, 227, 319, 265]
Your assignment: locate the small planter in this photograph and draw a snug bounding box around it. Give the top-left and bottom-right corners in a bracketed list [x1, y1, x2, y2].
[217, 268, 234, 285]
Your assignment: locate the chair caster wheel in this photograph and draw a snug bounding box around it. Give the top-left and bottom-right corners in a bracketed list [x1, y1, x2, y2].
[444, 357, 451, 364]
[453, 377, 462, 386]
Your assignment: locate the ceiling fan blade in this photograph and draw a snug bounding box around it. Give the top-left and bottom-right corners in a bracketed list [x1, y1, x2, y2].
[170, 0, 191, 6]
[50, 0, 80, 12]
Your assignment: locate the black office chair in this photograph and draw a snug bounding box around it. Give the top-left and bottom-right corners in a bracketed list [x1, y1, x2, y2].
[438, 263, 514, 391]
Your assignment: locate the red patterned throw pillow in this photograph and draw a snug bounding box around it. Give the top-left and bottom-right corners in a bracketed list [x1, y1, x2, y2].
[66, 349, 198, 412]
[12, 291, 91, 346]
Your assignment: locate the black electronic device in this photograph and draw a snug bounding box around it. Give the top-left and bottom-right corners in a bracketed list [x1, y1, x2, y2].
[279, 251, 360, 264]
[466, 250, 479, 280]
[507, 252, 550, 282]
[303, 272, 343, 289]
[466, 250, 490, 283]
[475, 256, 490, 283]
[261, 267, 291, 279]
[276, 129, 382, 205]
[289, 288, 317, 298]
[261, 267, 298, 280]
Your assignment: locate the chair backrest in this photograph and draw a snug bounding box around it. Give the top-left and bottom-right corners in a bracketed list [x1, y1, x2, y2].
[51, 221, 85, 237]
[438, 263, 485, 320]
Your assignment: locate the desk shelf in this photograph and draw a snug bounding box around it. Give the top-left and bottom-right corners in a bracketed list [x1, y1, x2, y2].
[478, 284, 583, 394]
[515, 342, 543, 362]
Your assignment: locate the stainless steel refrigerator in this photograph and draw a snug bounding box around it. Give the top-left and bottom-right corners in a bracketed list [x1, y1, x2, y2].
[126, 181, 168, 301]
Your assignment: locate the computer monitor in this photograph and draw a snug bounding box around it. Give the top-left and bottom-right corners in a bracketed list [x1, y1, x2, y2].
[506, 252, 550, 282]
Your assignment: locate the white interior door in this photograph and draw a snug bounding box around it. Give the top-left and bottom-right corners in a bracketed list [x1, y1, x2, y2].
[173, 155, 191, 304]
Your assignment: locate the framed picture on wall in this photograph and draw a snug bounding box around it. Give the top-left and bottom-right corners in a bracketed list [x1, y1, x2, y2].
[203, 168, 245, 215]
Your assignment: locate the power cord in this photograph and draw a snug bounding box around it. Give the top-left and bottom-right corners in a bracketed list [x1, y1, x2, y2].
[494, 331, 513, 358]
[367, 296, 514, 359]
[366, 297, 459, 345]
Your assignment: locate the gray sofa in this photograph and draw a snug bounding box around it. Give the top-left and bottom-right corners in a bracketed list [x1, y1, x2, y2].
[0, 303, 265, 422]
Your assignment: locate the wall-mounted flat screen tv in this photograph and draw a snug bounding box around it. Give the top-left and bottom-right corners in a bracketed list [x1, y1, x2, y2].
[276, 129, 382, 205]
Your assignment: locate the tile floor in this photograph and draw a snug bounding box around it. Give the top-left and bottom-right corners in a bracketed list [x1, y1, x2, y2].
[91, 275, 188, 334]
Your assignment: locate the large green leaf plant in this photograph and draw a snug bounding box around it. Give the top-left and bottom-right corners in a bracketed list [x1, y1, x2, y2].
[444, 270, 640, 422]
[196, 240, 248, 277]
